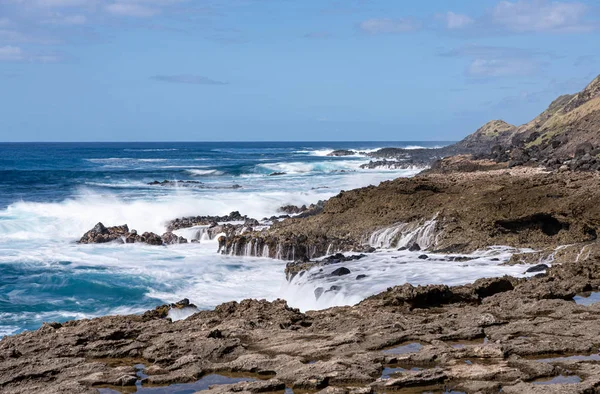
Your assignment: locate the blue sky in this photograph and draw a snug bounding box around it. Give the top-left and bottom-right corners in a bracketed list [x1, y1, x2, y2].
[0, 0, 598, 142]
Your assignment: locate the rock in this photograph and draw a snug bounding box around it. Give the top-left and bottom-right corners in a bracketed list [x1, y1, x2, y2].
[327, 149, 355, 157]
[279, 204, 308, 215]
[526, 264, 549, 273]
[314, 287, 324, 300]
[575, 142, 594, 157]
[161, 232, 188, 245]
[269, 172, 286, 176]
[330, 267, 351, 276]
[293, 376, 329, 390]
[166, 211, 255, 231]
[217, 236, 227, 253]
[207, 329, 224, 339]
[140, 232, 163, 246]
[78, 222, 129, 244]
[141, 298, 198, 320]
[356, 274, 367, 280]
[418, 254, 428, 259]
[408, 243, 421, 252]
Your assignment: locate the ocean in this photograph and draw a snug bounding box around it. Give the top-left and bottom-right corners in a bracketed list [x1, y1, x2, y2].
[0, 141, 533, 337]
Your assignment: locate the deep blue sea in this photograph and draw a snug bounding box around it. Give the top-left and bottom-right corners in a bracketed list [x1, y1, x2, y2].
[0, 141, 534, 338]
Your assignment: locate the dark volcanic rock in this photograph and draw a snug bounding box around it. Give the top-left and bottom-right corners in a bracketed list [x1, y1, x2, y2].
[330, 267, 351, 276]
[327, 149, 355, 157]
[140, 232, 164, 246]
[167, 211, 251, 231]
[78, 222, 129, 244]
[525, 263, 549, 273]
[142, 298, 198, 320]
[161, 232, 188, 245]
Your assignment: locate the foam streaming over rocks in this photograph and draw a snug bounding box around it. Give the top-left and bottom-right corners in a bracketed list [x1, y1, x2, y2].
[369, 216, 439, 250]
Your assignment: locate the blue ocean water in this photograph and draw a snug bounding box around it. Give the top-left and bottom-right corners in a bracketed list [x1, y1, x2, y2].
[1, 141, 448, 336]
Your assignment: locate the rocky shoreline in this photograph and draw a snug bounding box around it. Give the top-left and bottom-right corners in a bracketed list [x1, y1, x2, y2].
[3, 74, 600, 393]
[3, 257, 600, 393]
[5, 165, 600, 393]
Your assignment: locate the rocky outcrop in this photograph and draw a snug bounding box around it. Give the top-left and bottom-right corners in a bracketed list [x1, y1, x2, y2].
[167, 211, 250, 232]
[285, 253, 368, 280]
[141, 298, 197, 320]
[359, 159, 415, 170]
[78, 223, 189, 246]
[278, 201, 325, 218]
[327, 149, 355, 157]
[161, 232, 188, 245]
[225, 169, 600, 259]
[359, 75, 600, 173]
[78, 222, 130, 244]
[4, 258, 600, 393]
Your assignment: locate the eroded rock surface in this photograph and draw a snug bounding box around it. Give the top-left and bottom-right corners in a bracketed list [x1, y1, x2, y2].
[3, 259, 600, 393]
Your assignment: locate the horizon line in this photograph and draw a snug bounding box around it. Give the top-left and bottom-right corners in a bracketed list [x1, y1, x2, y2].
[0, 140, 456, 144]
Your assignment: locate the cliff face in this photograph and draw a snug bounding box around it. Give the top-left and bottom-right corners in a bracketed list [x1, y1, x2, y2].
[514, 75, 600, 156]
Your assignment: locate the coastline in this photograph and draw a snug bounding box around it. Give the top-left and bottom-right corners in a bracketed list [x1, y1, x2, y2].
[3, 164, 600, 393]
[3, 74, 600, 392]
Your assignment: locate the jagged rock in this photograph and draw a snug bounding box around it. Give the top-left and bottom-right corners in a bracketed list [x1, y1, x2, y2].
[78, 222, 129, 244]
[327, 149, 355, 157]
[330, 267, 351, 276]
[408, 243, 421, 252]
[161, 232, 188, 245]
[141, 298, 197, 320]
[167, 211, 251, 231]
[526, 264, 549, 273]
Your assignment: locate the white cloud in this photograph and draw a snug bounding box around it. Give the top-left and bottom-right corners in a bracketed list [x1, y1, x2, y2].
[44, 13, 87, 25]
[444, 11, 473, 29]
[359, 18, 420, 34]
[106, 3, 158, 17]
[492, 0, 592, 32]
[25, 0, 92, 7]
[0, 45, 23, 61]
[468, 58, 538, 77]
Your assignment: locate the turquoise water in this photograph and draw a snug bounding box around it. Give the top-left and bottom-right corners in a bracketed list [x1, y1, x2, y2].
[0, 141, 443, 336]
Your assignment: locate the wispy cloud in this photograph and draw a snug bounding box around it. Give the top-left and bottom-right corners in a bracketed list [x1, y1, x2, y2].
[150, 74, 228, 85]
[359, 18, 420, 34]
[0, 45, 23, 61]
[440, 11, 473, 29]
[468, 58, 538, 77]
[43, 13, 87, 25]
[441, 44, 552, 78]
[0, 45, 60, 62]
[106, 3, 159, 18]
[491, 0, 594, 33]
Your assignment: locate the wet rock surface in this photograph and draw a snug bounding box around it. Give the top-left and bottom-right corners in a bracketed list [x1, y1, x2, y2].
[225, 169, 600, 261]
[4, 260, 600, 393]
[79, 223, 173, 246]
[167, 211, 251, 231]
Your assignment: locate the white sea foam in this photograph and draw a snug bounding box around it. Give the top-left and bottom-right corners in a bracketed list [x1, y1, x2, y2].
[281, 247, 538, 312]
[257, 160, 364, 174]
[168, 307, 200, 321]
[186, 169, 225, 176]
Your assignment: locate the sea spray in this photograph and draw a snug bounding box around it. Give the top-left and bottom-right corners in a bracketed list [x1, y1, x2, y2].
[281, 247, 539, 312]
